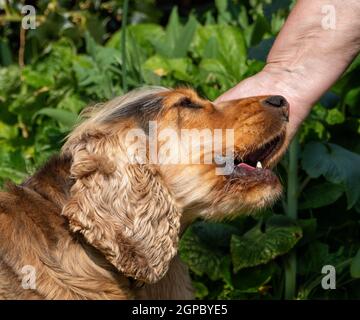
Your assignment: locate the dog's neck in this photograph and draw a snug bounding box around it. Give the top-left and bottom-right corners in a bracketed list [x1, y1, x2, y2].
[21, 154, 74, 209]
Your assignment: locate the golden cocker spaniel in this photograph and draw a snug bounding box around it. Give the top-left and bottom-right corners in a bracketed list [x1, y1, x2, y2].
[0, 87, 289, 299]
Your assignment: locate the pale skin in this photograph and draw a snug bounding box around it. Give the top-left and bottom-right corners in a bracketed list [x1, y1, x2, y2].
[216, 0, 360, 142]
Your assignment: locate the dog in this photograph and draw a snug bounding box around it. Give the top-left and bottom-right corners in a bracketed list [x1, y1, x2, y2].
[0, 87, 289, 299]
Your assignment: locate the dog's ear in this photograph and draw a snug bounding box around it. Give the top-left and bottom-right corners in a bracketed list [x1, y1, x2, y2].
[62, 130, 181, 283]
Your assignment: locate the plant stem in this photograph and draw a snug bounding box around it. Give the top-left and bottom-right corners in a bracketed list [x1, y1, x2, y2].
[121, 0, 129, 93]
[284, 135, 299, 299]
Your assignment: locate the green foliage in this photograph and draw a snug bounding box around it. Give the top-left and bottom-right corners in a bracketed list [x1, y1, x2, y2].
[302, 142, 360, 208]
[230, 216, 302, 272]
[0, 0, 359, 299]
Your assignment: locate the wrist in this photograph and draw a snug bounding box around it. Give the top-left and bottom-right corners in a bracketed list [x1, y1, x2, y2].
[259, 65, 313, 140]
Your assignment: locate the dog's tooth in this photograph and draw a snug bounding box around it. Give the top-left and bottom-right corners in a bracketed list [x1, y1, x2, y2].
[256, 161, 262, 169]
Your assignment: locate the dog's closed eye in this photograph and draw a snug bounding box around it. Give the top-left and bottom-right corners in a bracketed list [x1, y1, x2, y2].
[175, 97, 203, 109]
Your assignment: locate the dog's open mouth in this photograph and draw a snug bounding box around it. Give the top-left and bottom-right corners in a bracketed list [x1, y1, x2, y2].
[231, 131, 285, 178]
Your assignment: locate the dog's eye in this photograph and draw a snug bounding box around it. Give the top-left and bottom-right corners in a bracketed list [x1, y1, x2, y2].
[176, 97, 203, 109]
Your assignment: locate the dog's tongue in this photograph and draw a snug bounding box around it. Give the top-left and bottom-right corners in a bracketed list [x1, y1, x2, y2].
[238, 163, 256, 171]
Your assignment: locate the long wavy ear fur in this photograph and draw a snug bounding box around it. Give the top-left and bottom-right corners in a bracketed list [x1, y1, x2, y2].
[62, 92, 181, 283]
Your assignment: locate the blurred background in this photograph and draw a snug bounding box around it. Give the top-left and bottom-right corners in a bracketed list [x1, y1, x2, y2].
[1, 0, 360, 299]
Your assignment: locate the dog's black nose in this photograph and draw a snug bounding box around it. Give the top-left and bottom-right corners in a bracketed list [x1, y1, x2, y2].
[263, 95, 288, 108]
[262, 95, 289, 122]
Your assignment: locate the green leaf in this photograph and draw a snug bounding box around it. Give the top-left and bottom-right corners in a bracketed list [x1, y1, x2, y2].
[0, 66, 20, 97]
[250, 15, 271, 46]
[298, 242, 346, 276]
[143, 55, 194, 81]
[0, 121, 18, 140]
[345, 87, 360, 108]
[231, 216, 302, 272]
[215, 0, 227, 14]
[190, 221, 240, 248]
[192, 281, 209, 299]
[0, 145, 28, 184]
[215, 0, 232, 24]
[296, 218, 317, 246]
[22, 68, 54, 89]
[300, 118, 328, 141]
[179, 222, 237, 284]
[33, 108, 78, 129]
[325, 108, 345, 125]
[350, 249, 360, 278]
[166, 6, 181, 48]
[302, 142, 360, 208]
[232, 263, 276, 293]
[173, 15, 198, 58]
[299, 182, 344, 209]
[192, 25, 247, 80]
[0, 38, 13, 66]
[57, 93, 86, 114]
[151, 8, 197, 59]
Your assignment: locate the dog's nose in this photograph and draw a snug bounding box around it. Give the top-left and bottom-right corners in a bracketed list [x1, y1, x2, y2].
[263, 95, 288, 108]
[262, 95, 289, 121]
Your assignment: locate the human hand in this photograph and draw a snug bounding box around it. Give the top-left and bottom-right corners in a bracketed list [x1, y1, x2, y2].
[215, 0, 360, 144]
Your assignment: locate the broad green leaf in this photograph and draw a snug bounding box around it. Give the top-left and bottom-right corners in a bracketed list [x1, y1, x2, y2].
[33, 108, 78, 129]
[231, 216, 302, 272]
[299, 182, 344, 209]
[143, 55, 169, 76]
[232, 262, 277, 293]
[302, 142, 360, 208]
[107, 24, 164, 55]
[143, 55, 193, 81]
[350, 249, 360, 278]
[173, 15, 198, 58]
[151, 9, 197, 59]
[298, 242, 346, 276]
[179, 222, 238, 284]
[202, 37, 218, 59]
[189, 221, 240, 249]
[192, 25, 246, 79]
[166, 6, 181, 49]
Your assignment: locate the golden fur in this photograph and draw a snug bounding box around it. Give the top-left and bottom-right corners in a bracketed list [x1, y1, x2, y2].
[0, 87, 289, 299]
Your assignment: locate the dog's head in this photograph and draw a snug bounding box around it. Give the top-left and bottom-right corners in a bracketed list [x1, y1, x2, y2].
[61, 87, 289, 283]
